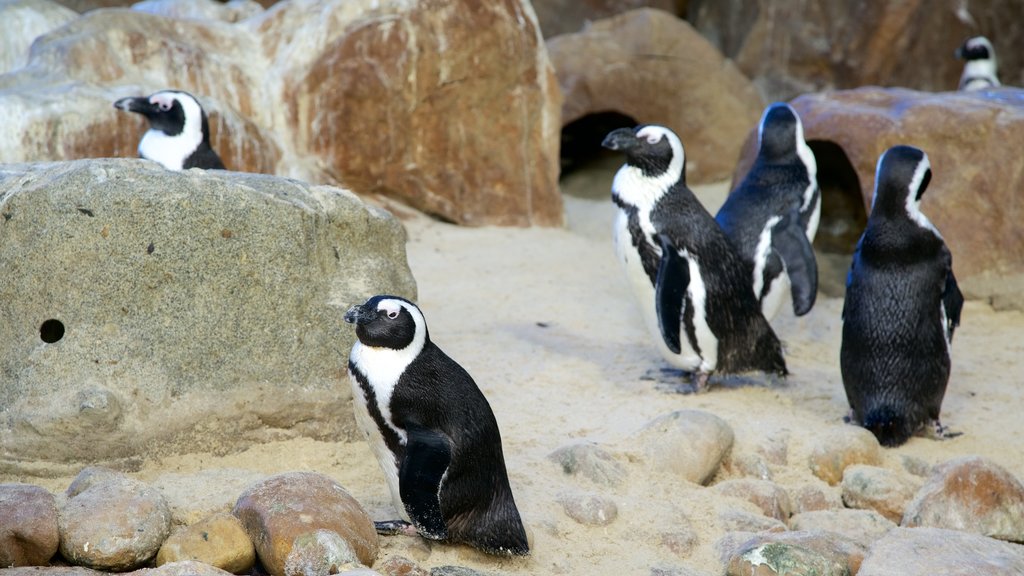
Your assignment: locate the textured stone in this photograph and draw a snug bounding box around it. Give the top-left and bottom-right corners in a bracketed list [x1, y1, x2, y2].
[0, 0, 78, 75]
[548, 441, 627, 487]
[712, 479, 791, 521]
[807, 425, 881, 485]
[725, 542, 849, 576]
[155, 512, 255, 574]
[531, 0, 680, 38]
[0, 159, 416, 469]
[547, 8, 764, 184]
[901, 456, 1024, 542]
[375, 556, 428, 576]
[65, 467, 125, 499]
[717, 530, 866, 574]
[136, 560, 237, 576]
[429, 568, 486, 576]
[0, 483, 60, 567]
[841, 465, 921, 523]
[132, 0, 265, 22]
[232, 472, 378, 576]
[727, 453, 773, 481]
[283, 529, 362, 576]
[788, 483, 843, 514]
[718, 510, 786, 534]
[626, 410, 734, 485]
[788, 509, 896, 550]
[858, 527, 1024, 576]
[557, 492, 618, 526]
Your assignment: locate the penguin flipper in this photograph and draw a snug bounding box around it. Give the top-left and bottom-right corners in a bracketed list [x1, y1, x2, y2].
[655, 233, 689, 355]
[399, 423, 452, 541]
[942, 264, 964, 341]
[773, 212, 818, 316]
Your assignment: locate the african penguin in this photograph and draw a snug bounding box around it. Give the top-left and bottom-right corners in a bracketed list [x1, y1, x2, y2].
[603, 125, 788, 392]
[114, 90, 225, 170]
[716, 102, 820, 321]
[344, 295, 529, 556]
[840, 145, 964, 447]
[955, 36, 1000, 91]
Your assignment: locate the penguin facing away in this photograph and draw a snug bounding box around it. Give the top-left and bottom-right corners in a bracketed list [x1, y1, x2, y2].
[955, 36, 1000, 91]
[840, 145, 963, 447]
[113, 90, 226, 170]
[716, 102, 820, 321]
[602, 125, 788, 392]
[344, 295, 529, 556]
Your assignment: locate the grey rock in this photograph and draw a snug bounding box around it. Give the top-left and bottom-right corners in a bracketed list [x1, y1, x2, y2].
[0, 0, 78, 75]
[626, 410, 735, 485]
[788, 509, 896, 549]
[718, 510, 787, 534]
[900, 455, 932, 478]
[283, 529, 361, 576]
[558, 492, 618, 526]
[0, 159, 416, 470]
[65, 467, 126, 499]
[717, 530, 866, 573]
[725, 541, 849, 576]
[429, 568, 487, 576]
[0, 483, 60, 567]
[858, 527, 1024, 576]
[841, 464, 921, 523]
[712, 479, 792, 521]
[547, 441, 627, 487]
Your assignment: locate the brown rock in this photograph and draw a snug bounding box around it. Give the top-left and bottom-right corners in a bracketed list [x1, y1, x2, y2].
[626, 409, 735, 485]
[712, 479, 791, 521]
[718, 511, 787, 534]
[788, 509, 896, 550]
[901, 455, 1024, 542]
[531, 0, 682, 38]
[375, 555, 429, 576]
[0, 483, 60, 567]
[133, 560, 237, 576]
[66, 467, 126, 499]
[232, 472, 378, 576]
[807, 425, 881, 485]
[788, 483, 843, 514]
[858, 527, 1024, 576]
[547, 8, 764, 184]
[717, 530, 866, 575]
[283, 529, 362, 576]
[155, 512, 255, 574]
[841, 465, 922, 523]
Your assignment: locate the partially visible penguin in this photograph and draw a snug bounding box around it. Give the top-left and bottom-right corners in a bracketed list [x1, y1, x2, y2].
[114, 90, 226, 170]
[841, 145, 964, 447]
[603, 124, 788, 392]
[955, 36, 1000, 91]
[716, 102, 820, 321]
[344, 295, 529, 556]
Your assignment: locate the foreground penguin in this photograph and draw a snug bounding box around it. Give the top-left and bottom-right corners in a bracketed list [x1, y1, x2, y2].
[114, 90, 225, 170]
[344, 295, 529, 556]
[603, 125, 788, 391]
[955, 36, 1000, 91]
[841, 145, 963, 447]
[716, 102, 820, 320]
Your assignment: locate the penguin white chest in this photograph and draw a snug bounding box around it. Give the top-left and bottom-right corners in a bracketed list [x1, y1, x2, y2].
[138, 129, 200, 171]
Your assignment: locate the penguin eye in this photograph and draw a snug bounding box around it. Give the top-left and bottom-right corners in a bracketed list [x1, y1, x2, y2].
[156, 101, 171, 111]
[386, 310, 399, 320]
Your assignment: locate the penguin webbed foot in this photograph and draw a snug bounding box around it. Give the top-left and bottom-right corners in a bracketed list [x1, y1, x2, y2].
[924, 419, 963, 441]
[374, 520, 419, 537]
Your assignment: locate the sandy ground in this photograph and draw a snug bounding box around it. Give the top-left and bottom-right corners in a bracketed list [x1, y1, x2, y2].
[9, 181, 1024, 575]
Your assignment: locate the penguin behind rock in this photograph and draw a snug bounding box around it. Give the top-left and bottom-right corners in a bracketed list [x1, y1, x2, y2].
[602, 124, 787, 392]
[113, 89, 226, 170]
[841, 145, 964, 448]
[344, 295, 529, 556]
[716, 102, 820, 321]
[955, 36, 1000, 91]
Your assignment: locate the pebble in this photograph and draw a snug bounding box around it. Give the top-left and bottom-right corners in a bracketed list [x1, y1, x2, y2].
[558, 492, 618, 526]
[787, 483, 843, 514]
[788, 509, 896, 549]
[725, 541, 848, 576]
[718, 510, 787, 533]
[841, 464, 921, 523]
[627, 410, 734, 485]
[375, 555, 429, 576]
[711, 479, 791, 521]
[901, 455, 1024, 542]
[0, 483, 59, 567]
[59, 470, 172, 571]
[548, 441, 627, 487]
[283, 529, 362, 576]
[858, 527, 1024, 575]
[232, 472, 378, 576]
[717, 530, 866, 574]
[155, 512, 255, 574]
[807, 425, 881, 485]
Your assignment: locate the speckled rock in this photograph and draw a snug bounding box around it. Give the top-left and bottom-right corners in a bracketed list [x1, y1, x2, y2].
[232, 472, 378, 576]
[841, 465, 922, 523]
[718, 530, 866, 574]
[788, 509, 896, 549]
[548, 441, 627, 487]
[788, 483, 843, 514]
[712, 479, 792, 521]
[0, 0, 78, 75]
[59, 471, 172, 571]
[626, 410, 735, 485]
[901, 456, 1024, 542]
[807, 426, 882, 486]
[136, 560, 238, 576]
[374, 555, 428, 576]
[725, 541, 849, 576]
[155, 512, 255, 574]
[65, 467, 126, 499]
[858, 527, 1024, 576]
[558, 492, 618, 526]
[0, 483, 60, 567]
[131, 0, 264, 22]
[532, 0, 680, 38]
[283, 529, 363, 576]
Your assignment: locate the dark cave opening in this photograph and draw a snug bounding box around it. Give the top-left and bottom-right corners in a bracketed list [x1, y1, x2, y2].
[808, 139, 866, 296]
[559, 111, 638, 199]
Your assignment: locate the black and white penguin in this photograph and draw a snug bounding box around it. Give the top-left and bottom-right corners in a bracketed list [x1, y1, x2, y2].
[716, 102, 820, 320]
[955, 36, 1000, 91]
[603, 125, 788, 391]
[113, 90, 226, 170]
[840, 145, 964, 447]
[344, 295, 529, 556]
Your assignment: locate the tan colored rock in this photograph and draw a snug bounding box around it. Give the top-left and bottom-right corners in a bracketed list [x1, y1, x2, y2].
[717, 530, 866, 576]
[0, 0, 78, 75]
[788, 509, 896, 550]
[283, 529, 363, 576]
[557, 492, 619, 526]
[625, 409, 735, 485]
[156, 513, 255, 574]
[712, 479, 792, 521]
[787, 483, 843, 514]
[0, 483, 60, 567]
[841, 465, 922, 523]
[531, 0, 681, 38]
[858, 527, 1024, 576]
[547, 8, 764, 184]
[807, 425, 881, 486]
[375, 555, 429, 576]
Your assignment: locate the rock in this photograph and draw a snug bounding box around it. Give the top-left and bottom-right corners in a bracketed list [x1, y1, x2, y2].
[841, 465, 921, 523]
[726, 453, 773, 481]
[626, 410, 734, 485]
[283, 529, 362, 576]
[59, 471, 172, 571]
[0, 568, 102, 576]
[149, 469, 267, 526]
[531, 0, 680, 38]
[788, 483, 843, 514]
[548, 441, 628, 486]
[718, 510, 787, 534]
[0, 483, 60, 567]
[155, 512, 255, 574]
[900, 455, 932, 478]
[66, 467, 126, 499]
[725, 542, 849, 576]
[711, 479, 791, 521]
[717, 530, 867, 574]
[557, 492, 618, 526]
[858, 527, 1024, 576]
[132, 0, 265, 22]
[375, 556, 429, 576]
[547, 8, 764, 184]
[429, 568, 487, 576]
[788, 509, 896, 549]
[0, 159, 416, 470]
[0, 0, 78, 75]
[807, 425, 881, 485]
[901, 455, 1024, 542]
[134, 560, 238, 576]
[232, 472, 378, 576]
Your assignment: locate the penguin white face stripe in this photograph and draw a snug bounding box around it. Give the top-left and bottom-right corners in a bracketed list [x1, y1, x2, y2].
[611, 127, 685, 252]
[793, 116, 818, 213]
[905, 156, 940, 237]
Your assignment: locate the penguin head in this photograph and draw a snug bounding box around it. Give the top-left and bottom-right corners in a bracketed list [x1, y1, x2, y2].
[114, 89, 211, 143]
[955, 36, 996, 64]
[344, 295, 428, 351]
[757, 102, 805, 162]
[871, 145, 934, 224]
[602, 124, 685, 180]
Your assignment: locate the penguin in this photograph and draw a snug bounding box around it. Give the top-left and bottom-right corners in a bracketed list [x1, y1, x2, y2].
[955, 36, 1000, 91]
[113, 90, 226, 170]
[602, 125, 788, 392]
[716, 102, 820, 321]
[840, 145, 964, 448]
[344, 295, 529, 556]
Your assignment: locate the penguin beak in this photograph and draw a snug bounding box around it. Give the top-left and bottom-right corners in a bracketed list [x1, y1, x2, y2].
[344, 304, 377, 326]
[114, 96, 159, 116]
[602, 128, 638, 152]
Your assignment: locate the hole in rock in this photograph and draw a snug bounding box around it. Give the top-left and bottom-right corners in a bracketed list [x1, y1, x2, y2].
[40, 319, 65, 343]
[808, 140, 866, 297]
[560, 111, 638, 199]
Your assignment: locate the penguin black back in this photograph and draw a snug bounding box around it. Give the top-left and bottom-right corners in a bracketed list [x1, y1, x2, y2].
[114, 89, 225, 170]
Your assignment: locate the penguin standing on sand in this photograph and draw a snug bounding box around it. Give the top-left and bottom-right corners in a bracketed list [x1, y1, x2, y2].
[716, 102, 820, 321]
[344, 295, 529, 556]
[955, 36, 1000, 91]
[841, 145, 963, 447]
[114, 90, 225, 170]
[603, 125, 788, 392]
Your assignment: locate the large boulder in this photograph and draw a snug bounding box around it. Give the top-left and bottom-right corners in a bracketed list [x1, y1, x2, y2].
[547, 8, 764, 184]
[0, 0, 78, 75]
[531, 0, 682, 38]
[0, 159, 416, 473]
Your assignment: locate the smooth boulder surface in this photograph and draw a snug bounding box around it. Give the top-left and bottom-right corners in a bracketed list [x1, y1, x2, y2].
[0, 0, 78, 75]
[857, 527, 1024, 576]
[0, 483, 60, 567]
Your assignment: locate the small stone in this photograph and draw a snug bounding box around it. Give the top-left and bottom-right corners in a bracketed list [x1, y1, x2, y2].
[858, 527, 1024, 575]
[558, 492, 618, 526]
[548, 441, 627, 486]
[712, 479, 791, 521]
[429, 567, 487, 576]
[901, 455, 1024, 542]
[627, 410, 734, 485]
[718, 510, 787, 534]
[140, 560, 238, 575]
[788, 509, 896, 549]
[156, 512, 255, 574]
[788, 483, 843, 514]
[727, 453, 773, 481]
[726, 541, 848, 576]
[807, 426, 882, 485]
[0, 483, 59, 567]
[65, 466, 126, 499]
[375, 555, 429, 576]
[841, 465, 921, 523]
[660, 530, 698, 557]
[284, 529, 362, 576]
